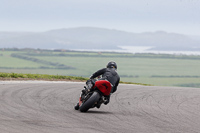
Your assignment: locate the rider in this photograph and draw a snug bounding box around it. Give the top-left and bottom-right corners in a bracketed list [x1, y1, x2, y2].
[74, 61, 120, 110]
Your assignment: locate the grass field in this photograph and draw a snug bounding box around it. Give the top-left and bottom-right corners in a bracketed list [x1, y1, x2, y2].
[1, 49, 200, 88]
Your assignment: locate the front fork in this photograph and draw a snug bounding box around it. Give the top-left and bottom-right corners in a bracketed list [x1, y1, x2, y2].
[78, 94, 83, 106]
[78, 86, 91, 106]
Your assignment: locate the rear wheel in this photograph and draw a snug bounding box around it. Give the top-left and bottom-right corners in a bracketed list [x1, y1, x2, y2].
[79, 91, 100, 112]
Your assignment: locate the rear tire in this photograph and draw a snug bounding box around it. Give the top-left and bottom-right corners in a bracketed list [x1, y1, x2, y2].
[79, 91, 100, 112]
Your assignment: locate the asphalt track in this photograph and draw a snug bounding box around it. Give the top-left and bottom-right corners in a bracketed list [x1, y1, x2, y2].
[0, 81, 200, 133]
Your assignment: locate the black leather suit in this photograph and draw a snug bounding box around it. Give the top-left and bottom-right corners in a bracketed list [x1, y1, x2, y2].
[90, 68, 120, 93]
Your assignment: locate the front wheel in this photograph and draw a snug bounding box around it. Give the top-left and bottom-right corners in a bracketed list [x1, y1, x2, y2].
[79, 91, 100, 112]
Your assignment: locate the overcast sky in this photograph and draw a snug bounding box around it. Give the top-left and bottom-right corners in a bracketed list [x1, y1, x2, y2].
[1, 0, 200, 35]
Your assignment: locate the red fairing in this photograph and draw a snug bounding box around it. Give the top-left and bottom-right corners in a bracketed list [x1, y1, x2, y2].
[79, 97, 82, 106]
[94, 80, 112, 96]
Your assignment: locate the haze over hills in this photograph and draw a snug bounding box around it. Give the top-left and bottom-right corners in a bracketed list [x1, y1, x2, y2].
[0, 27, 200, 51]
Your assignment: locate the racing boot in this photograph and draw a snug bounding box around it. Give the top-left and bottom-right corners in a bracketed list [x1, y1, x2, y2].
[96, 103, 102, 109]
[104, 95, 110, 105]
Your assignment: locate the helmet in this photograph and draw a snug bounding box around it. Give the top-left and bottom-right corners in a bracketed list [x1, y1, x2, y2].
[107, 61, 117, 69]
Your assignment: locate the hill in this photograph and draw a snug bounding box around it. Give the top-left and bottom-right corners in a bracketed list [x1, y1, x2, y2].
[0, 27, 199, 51]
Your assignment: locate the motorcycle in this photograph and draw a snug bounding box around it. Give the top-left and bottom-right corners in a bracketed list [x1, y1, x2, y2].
[75, 79, 112, 112]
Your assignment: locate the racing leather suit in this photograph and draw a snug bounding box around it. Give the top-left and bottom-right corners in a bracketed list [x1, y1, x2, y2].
[90, 67, 120, 93]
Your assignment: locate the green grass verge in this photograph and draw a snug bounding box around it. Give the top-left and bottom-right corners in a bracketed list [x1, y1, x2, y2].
[0, 72, 88, 81]
[0, 72, 150, 86]
[119, 81, 152, 86]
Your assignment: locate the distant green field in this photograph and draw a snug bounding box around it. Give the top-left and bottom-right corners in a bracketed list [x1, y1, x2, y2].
[1, 49, 200, 88]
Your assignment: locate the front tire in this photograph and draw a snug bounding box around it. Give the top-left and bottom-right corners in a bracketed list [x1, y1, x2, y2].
[74, 103, 79, 110]
[79, 91, 100, 112]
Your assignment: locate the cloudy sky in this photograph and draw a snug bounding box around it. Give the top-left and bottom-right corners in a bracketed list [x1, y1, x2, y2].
[1, 0, 200, 35]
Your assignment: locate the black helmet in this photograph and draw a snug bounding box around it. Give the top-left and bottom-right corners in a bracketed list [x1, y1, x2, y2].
[107, 61, 117, 69]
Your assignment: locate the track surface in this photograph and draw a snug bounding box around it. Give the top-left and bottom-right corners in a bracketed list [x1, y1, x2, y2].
[0, 81, 200, 133]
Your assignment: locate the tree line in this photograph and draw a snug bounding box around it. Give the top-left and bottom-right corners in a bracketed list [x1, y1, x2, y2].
[11, 53, 75, 70]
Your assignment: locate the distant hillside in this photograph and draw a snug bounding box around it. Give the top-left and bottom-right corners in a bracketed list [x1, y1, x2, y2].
[0, 27, 200, 51]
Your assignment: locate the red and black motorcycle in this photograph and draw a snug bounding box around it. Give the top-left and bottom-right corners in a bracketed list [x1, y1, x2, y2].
[75, 80, 112, 112]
